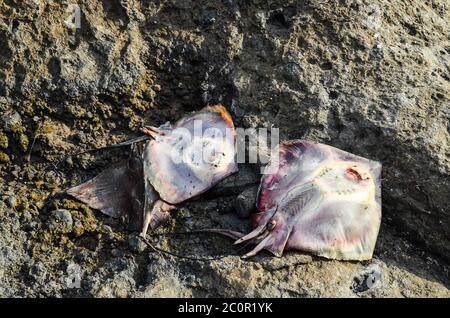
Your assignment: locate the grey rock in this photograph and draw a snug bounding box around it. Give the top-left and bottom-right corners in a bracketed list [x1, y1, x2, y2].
[92, 272, 137, 298]
[22, 221, 37, 232]
[234, 186, 258, 218]
[352, 264, 383, 293]
[209, 164, 259, 197]
[27, 261, 48, 284]
[200, 9, 217, 27]
[74, 249, 92, 263]
[111, 248, 123, 257]
[0, 111, 22, 132]
[21, 211, 33, 222]
[49, 209, 73, 234]
[5, 196, 18, 209]
[0, 201, 7, 212]
[282, 62, 302, 81]
[128, 234, 147, 253]
[1, 246, 19, 264]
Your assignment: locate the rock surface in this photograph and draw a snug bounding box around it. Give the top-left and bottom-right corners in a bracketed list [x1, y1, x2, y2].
[0, 0, 449, 297]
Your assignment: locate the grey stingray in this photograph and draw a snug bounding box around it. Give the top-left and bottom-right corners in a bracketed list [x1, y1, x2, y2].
[213, 140, 382, 261]
[67, 105, 238, 235]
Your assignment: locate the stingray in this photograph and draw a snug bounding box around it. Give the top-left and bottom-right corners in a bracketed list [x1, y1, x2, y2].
[214, 140, 382, 260]
[67, 105, 238, 236]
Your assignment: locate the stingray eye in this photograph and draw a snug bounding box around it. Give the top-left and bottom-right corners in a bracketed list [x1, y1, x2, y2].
[267, 219, 277, 231]
[346, 167, 363, 182]
[346, 167, 370, 182]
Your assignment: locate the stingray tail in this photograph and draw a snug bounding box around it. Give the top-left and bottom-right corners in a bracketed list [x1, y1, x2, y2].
[187, 228, 246, 241]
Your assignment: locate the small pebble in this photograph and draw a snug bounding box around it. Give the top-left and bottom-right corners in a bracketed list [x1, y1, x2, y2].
[128, 234, 146, 253]
[0, 110, 22, 132]
[111, 248, 123, 257]
[234, 186, 258, 218]
[102, 225, 113, 233]
[49, 209, 73, 233]
[73, 220, 84, 237]
[6, 196, 18, 208]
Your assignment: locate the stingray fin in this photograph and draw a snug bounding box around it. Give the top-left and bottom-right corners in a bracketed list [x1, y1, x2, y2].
[258, 140, 329, 212]
[287, 200, 381, 260]
[67, 143, 146, 227]
[67, 162, 139, 219]
[141, 199, 175, 236]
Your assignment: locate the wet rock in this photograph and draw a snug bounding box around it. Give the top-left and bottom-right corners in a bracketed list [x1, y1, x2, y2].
[49, 209, 73, 234]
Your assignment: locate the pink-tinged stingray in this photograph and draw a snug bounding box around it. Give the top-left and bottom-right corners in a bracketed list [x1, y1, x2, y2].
[215, 140, 381, 260]
[67, 105, 238, 236]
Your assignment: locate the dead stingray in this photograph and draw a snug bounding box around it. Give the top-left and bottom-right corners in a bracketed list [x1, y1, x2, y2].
[67, 105, 238, 235]
[215, 140, 382, 260]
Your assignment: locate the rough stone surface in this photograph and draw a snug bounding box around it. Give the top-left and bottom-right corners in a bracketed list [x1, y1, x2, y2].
[0, 0, 449, 297]
[128, 234, 147, 254]
[0, 111, 22, 132]
[49, 209, 73, 234]
[234, 186, 259, 219]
